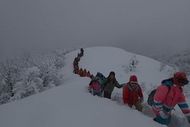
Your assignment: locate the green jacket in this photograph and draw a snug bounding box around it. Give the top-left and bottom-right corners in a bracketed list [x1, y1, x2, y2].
[103, 80, 122, 93]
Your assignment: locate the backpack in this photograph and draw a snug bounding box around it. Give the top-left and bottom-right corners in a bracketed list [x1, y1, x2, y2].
[147, 78, 173, 106]
[147, 89, 157, 106]
[89, 81, 102, 96]
[88, 72, 106, 96]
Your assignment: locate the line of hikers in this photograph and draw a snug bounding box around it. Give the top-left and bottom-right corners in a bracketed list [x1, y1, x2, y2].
[73, 48, 93, 78]
[72, 49, 190, 126]
[88, 71, 190, 126]
[88, 72, 144, 111]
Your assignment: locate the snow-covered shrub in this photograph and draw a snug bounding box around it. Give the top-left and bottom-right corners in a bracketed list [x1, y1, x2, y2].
[127, 55, 139, 72]
[53, 50, 65, 69]
[12, 67, 43, 100]
[0, 49, 66, 105]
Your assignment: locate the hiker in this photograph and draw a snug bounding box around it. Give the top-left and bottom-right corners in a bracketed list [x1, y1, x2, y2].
[103, 71, 122, 99]
[74, 56, 80, 65]
[78, 68, 84, 77]
[151, 72, 190, 125]
[73, 57, 80, 74]
[87, 71, 91, 78]
[83, 69, 87, 77]
[78, 48, 84, 57]
[73, 66, 79, 74]
[88, 72, 107, 96]
[89, 74, 94, 79]
[79, 68, 87, 77]
[73, 57, 80, 68]
[80, 48, 84, 57]
[122, 75, 144, 111]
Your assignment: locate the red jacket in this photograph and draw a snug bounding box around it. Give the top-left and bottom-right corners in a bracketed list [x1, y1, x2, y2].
[153, 84, 190, 116]
[123, 83, 143, 106]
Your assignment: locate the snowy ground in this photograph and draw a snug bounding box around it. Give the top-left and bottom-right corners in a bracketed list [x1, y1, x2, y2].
[0, 46, 189, 127]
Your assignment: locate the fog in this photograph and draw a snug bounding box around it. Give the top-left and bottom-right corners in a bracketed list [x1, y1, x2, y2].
[0, 0, 190, 58]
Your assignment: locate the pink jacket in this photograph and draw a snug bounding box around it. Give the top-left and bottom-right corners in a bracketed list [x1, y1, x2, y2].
[153, 84, 190, 117]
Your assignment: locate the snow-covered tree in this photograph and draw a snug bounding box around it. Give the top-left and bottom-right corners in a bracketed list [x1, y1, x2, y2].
[0, 60, 22, 96]
[0, 49, 66, 105]
[12, 67, 43, 100]
[128, 55, 139, 72]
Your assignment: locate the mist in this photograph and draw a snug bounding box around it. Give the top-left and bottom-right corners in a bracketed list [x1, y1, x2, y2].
[0, 0, 190, 58]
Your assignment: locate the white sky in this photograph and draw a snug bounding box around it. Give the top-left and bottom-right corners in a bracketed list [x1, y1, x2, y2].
[0, 0, 190, 58]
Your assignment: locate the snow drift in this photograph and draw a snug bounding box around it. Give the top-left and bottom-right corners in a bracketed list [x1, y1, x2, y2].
[0, 46, 189, 127]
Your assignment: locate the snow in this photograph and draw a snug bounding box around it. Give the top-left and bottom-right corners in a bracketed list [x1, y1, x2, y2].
[0, 46, 189, 127]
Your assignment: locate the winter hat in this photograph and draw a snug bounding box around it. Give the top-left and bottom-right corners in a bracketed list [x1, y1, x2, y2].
[129, 75, 138, 83]
[110, 71, 115, 76]
[174, 72, 189, 86]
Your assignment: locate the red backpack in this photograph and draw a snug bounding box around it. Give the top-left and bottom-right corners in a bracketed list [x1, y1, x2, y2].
[89, 81, 101, 92]
[88, 80, 103, 96]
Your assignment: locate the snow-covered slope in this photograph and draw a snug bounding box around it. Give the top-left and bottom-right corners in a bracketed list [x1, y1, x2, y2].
[0, 77, 164, 127]
[0, 47, 188, 127]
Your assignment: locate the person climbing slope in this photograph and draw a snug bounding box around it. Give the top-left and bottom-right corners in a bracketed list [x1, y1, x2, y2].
[151, 72, 190, 126]
[122, 75, 144, 111]
[103, 71, 122, 99]
[88, 72, 107, 96]
[73, 57, 80, 74]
